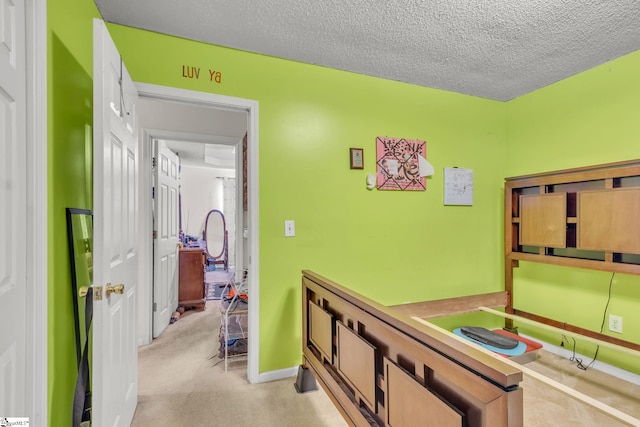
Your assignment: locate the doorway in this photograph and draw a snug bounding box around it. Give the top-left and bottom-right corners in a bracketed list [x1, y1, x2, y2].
[155, 136, 243, 339]
[135, 84, 260, 383]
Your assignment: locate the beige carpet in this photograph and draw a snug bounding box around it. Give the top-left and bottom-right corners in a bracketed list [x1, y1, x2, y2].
[132, 301, 347, 427]
[521, 350, 640, 426]
[133, 301, 639, 426]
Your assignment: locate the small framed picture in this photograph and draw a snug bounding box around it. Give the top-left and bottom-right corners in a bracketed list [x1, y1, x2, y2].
[350, 148, 364, 169]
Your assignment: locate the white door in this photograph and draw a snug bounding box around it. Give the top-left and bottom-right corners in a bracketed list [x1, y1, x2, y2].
[93, 19, 138, 426]
[0, 0, 27, 417]
[153, 140, 180, 338]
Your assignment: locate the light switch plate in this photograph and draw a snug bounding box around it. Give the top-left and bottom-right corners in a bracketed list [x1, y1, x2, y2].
[284, 220, 295, 237]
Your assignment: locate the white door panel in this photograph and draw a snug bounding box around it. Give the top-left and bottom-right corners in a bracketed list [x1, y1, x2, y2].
[153, 140, 179, 338]
[0, 0, 27, 417]
[93, 18, 138, 426]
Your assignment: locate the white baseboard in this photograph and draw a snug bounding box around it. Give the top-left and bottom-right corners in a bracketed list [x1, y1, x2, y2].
[521, 334, 640, 387]
[257, 365, 299, 383]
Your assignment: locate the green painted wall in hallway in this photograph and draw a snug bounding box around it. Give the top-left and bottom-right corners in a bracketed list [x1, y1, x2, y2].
[106, 24, 508, 374]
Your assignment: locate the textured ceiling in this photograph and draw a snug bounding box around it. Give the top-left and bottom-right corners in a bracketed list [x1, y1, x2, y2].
[94, 0, 640, 101]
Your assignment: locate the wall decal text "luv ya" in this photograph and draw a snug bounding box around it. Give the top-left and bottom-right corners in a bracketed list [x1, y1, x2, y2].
[182, 65, 222, 83]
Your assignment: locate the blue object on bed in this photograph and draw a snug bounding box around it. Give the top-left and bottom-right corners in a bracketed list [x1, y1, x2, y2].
[453, 327, 527, 356]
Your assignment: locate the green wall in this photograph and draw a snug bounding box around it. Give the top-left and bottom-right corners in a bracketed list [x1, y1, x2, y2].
[506, 50, 640, 373]
[47, 0, 640, 424]
[106, 24, 508, 374]
[47, 1, 101, 426]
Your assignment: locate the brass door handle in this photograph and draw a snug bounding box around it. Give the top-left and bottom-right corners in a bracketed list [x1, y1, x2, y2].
[79, 286, 89, 298]
[105, 283, 125, 297]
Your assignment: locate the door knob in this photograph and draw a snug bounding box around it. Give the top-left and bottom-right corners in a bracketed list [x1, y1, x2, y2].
[105, 283, 125, 297]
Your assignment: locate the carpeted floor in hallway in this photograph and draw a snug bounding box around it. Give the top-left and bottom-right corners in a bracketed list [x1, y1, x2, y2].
[132, 300, 640, 426]
[132, 300, 347, 427]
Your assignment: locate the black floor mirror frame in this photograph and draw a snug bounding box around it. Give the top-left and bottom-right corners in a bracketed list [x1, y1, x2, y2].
[66, 207, 93, 366]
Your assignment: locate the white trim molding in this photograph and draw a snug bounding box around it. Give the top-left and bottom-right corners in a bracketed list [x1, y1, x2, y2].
[134, 83, 260, 384]
[258, 366, 299, 384]
[26, 0, 48, 424]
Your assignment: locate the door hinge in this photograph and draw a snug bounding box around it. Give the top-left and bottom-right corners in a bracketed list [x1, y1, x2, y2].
[152, 156, 156, 169]
[152, 230, 157, 239]
[152, 186, 155, 199]
[153, 302, 157, 312]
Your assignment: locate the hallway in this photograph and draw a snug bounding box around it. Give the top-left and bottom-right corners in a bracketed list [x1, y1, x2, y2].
[132, 300, 347, 427]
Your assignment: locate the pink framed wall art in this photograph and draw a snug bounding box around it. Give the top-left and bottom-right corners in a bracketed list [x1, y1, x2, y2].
[376, 136, 427, 191]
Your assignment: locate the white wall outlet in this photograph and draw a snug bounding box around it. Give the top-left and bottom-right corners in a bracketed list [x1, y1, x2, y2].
[284, 220, 295, 237]
[608, 314, 623, 334]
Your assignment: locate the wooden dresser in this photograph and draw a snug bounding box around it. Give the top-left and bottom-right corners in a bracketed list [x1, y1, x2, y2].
[178, 248, 206, 310]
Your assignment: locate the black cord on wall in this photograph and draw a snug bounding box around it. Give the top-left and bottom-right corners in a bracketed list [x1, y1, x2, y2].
[570, 272, 615, 371]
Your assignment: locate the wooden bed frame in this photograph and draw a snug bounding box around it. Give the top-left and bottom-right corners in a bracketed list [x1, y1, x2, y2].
[301, 160, 640, 427]
[303, 270, 640, 426]
[302, 271, 523, 427]
[391, 296, 640, 426]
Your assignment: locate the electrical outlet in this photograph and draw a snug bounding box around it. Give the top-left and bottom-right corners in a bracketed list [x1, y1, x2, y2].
[608, 314, 623, 334]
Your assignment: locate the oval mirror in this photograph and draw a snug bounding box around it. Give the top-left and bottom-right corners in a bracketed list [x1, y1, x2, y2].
[204, 209, 226, 259]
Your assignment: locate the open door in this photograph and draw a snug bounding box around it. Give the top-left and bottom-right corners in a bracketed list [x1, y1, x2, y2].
[93, 19, 138, 426]
[153, 140, 180, 338]
[0, 0, 28, 417]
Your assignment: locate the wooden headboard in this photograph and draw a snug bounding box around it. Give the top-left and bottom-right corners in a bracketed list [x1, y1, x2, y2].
[301, 271, 524, 427]
[504, 159, 640, 351]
